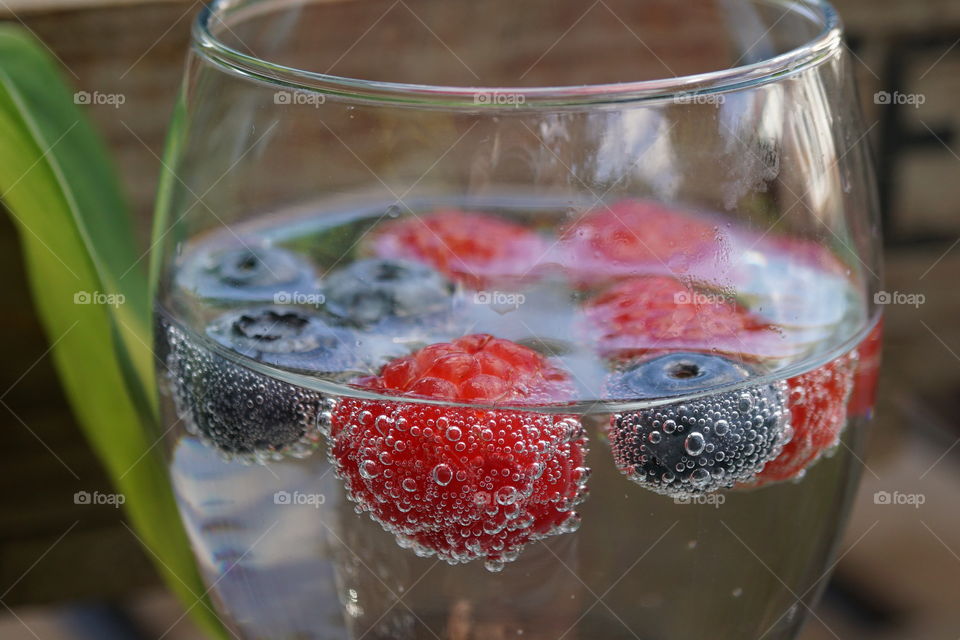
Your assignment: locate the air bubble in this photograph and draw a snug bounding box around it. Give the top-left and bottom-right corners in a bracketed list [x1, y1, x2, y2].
[375, 414, 393, 435]
[432, 463, 453, 487]
[495, 486, 519, 506]
[690, 468, 710, 485]
[484, 559, 505, 573]
[684, 432, 706, 456]
[360, 460, 381, 479]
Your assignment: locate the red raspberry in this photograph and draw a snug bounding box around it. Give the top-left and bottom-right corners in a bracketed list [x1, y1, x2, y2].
[753, 351, 856, 484]
[370, 210, 547, 289]
[582, 275, 793, 360]
[558, 200, 725, 286]
[849, 320, 882, 416]
[331, 335, 588, 569]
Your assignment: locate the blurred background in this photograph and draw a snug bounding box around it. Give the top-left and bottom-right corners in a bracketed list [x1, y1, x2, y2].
[0, 0, 957, 638]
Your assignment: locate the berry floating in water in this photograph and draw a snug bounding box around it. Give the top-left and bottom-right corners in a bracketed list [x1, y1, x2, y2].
[751, 351, 856, 485]
[369, 210, 547, 289]
[849, 320, 882, 417]
[582, 275, 795, 362]
[557, 199, 726, 287]
[323, 258, 453, 325]
[608, 352, 789, 496]
[206, 306, 373, 373]
[161, 317, 329, 463]
[176, 245, 318, 304]
[331, 334, 589, 570]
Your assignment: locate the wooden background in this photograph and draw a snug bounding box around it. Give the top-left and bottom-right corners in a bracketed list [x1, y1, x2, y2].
[0, 1, 958, 638]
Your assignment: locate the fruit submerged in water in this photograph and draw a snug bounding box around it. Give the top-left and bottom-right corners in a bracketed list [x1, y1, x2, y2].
[330, 335, 589, 570]
[161, 317, 327, 462]
[608, 353, 789, 496]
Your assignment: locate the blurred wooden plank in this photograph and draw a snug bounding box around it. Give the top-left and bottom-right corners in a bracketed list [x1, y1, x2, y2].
[0, 0, 184, 16]
[1, 0, 194, 244]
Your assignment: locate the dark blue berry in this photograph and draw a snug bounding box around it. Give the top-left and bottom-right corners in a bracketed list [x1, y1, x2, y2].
[176, 246, 318, 303]
[608, 353, 789, 496]
[611, 353, 755, 398]
[324, 258, 453, 325]
[160, 316, 329, 462]
[206, 306, 382, 374]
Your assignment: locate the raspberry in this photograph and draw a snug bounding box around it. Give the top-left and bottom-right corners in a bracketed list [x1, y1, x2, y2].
[582, 275, 791, 361]
[355, 334, 573, 403]
[331, 335, 588, 570]
[752, 351, 856, 485]
[558, 200, 724, 286]
[849, 320, 882, 416]
[370, 210, 547, 289]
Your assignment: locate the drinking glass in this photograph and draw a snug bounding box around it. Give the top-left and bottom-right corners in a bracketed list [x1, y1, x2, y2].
[152, 1, 882, 638]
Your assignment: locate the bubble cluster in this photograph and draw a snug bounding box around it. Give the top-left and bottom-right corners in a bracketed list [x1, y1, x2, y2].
[331, 400, 589, 570]
[610, 380, 789, 496]
[161, 317, 329, 464]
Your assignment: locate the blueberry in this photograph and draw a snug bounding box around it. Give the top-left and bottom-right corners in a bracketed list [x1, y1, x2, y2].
[160, 316, 330, 462]
[176, 245, 318, 303]
[206, 306, 380, 375]
[324, 259, 453, 325]
[608, 353, 789, 496]
[610, 353, 756, 399]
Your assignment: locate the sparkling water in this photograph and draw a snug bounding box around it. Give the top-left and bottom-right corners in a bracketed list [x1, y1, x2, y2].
[156, 196, 878, 639]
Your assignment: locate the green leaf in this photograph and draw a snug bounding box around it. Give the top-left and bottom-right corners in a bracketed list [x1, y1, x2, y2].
[0, 25, 225, 639]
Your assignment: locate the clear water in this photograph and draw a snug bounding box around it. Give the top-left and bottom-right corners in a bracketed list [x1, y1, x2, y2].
[156, 197, 877, 639]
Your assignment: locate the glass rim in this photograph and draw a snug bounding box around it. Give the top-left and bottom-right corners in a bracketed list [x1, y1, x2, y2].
[194, 0, 843, 107]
